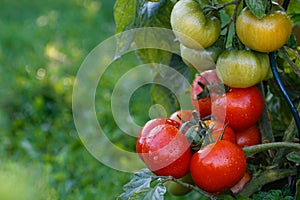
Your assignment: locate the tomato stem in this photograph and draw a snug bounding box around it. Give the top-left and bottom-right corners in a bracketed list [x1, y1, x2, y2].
[243, 142, 300, 157]
[238, 168, 297, 197]
[207, 0, 240, 12]
[280, 47, 300, 77]
[161, 176, 215, 198]
[219, 122, 229, 141]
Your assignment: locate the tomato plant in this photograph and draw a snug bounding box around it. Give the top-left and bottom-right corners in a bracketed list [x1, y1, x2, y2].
[114, 0, 300, 199]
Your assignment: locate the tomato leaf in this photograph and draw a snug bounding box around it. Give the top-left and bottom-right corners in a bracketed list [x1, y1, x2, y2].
[134, 0, 175, 65]
[114, 0, 175, 62]
[252, 189, 294, 200]
[150, 54, 190, 116]
[286, 151, 300, 164]
[129, 184, 166, 200]
[114, 0, 137, 55]
[287, 0, 300, 25]
[245, 0, 268, 19]
[118, 168, 153, 200]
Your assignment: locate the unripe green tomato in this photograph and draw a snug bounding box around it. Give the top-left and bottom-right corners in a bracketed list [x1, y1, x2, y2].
[180, 44, 215, 71]
[236, 3, 292, 52]
[180, 36, 224, 71]
[171, 0, 221, 49]
[216, 49, 270, 88]
[165, 173, 194, 196]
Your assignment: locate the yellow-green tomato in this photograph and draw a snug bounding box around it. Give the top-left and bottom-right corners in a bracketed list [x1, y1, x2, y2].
[216, 49, 270, 88]
[236, 4, 292, 53]
[164, 173, 194, 196]
[170, 0, 221, 49]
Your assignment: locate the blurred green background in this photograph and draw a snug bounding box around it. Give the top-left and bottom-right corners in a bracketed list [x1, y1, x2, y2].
[0, 0, 153, 199]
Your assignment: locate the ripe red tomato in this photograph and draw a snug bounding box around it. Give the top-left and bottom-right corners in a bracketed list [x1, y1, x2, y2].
[205, 120, 236, 144]
[236, 125, 261, 147]
[141, 124, 191, 178]
[191, 69, 221, 118]
[169, 110, 193, 125]
[190, 140, 246, 193]
[212, 86, 264, 131]
[136, 118, 180, 160]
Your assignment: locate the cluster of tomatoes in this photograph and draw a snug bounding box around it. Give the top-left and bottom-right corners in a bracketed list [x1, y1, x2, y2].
[135, 70, 263, 194]
[136, 0, 293, 196]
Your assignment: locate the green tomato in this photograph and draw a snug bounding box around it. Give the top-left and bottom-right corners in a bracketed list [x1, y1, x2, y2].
[216, 49, 270, 88]
[171, 0, 221, 49]
[165, 173, 194, 196]
[181, 35, 224, 71]
[180, 44, 215, 71]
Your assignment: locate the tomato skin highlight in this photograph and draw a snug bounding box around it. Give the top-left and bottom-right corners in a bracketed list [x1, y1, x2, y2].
[136, 118, 180, 160]
[141, 124, 192, 179]
[190, 140, 246, 193]
[212, 86, 264, 131]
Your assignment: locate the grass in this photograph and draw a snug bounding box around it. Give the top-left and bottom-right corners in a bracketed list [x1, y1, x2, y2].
[0, 0, 149, 199]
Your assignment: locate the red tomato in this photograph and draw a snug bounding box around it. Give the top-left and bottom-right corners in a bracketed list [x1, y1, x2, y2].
[191, 69, 221, 118]
[142, 124, 191, 178]
[190, 140, 246, 193]
[236, 125, 261, 147]
[205, 120, 236, 144]
[212, 86, 264, 131]
[136, 118, 180, 160]
[170, 110, 193, 125]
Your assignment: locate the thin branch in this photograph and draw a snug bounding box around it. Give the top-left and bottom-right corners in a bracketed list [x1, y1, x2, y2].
[282, 46, 300, 77]
[243, 142, 300, 157]
[159, 176, 216, 199]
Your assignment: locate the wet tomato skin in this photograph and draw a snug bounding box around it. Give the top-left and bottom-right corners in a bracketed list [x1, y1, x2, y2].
[141, 124, 192, 179]
[190, 140, 246, 193]
[212, 86, 264, 131]
[236, 125, 261, 147]
[136, 118, 180, 160]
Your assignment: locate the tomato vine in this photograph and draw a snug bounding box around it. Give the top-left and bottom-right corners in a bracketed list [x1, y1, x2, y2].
[114, 0, 300, 199]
